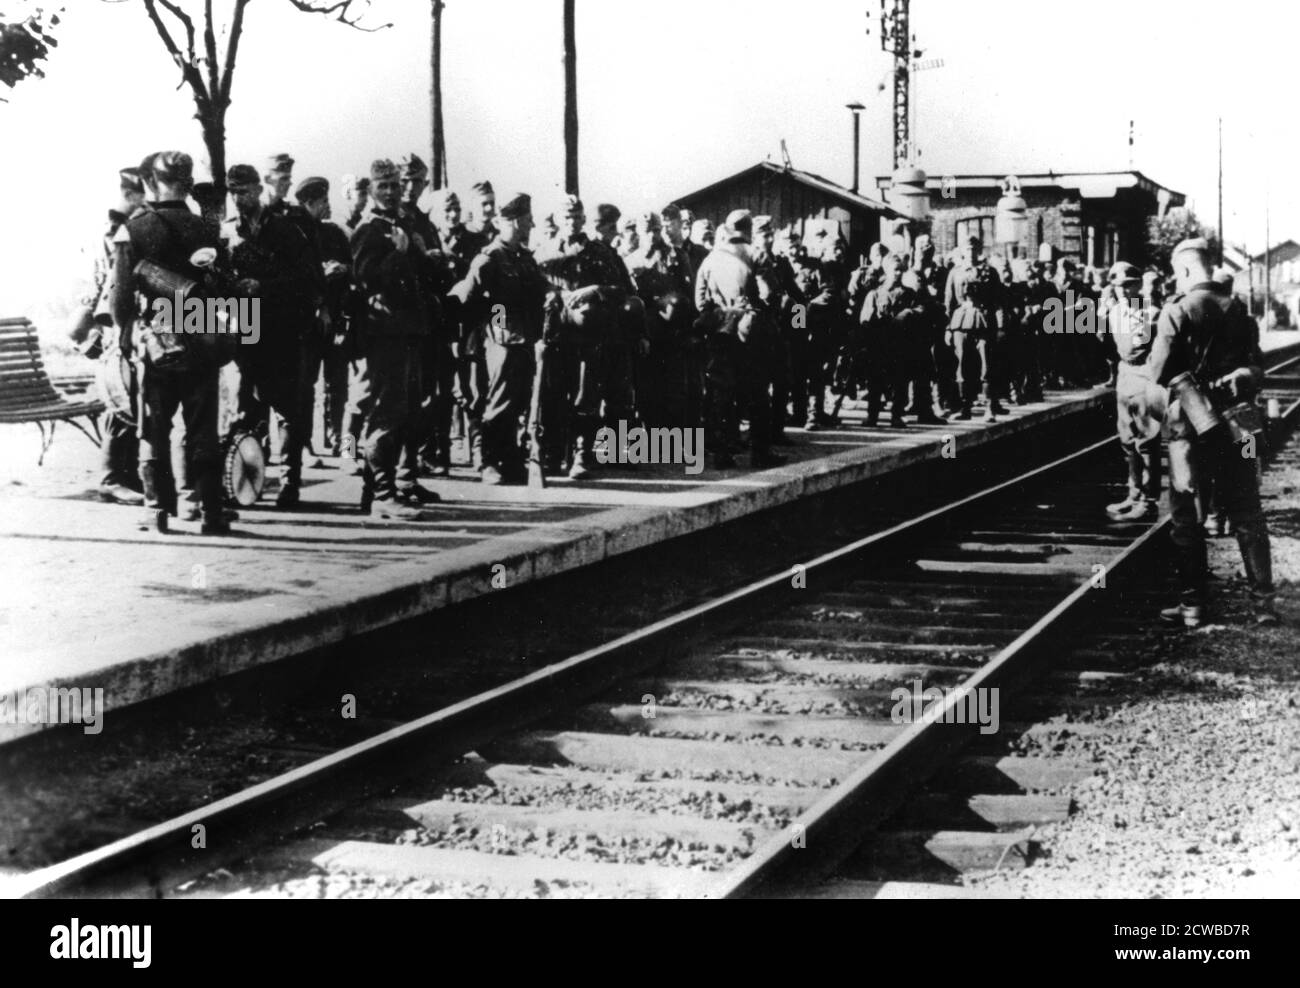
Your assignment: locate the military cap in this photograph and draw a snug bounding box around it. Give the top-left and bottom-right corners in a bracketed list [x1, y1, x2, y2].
[400, 154, 428, 179]
[596, 203, 620, 225]
[295, 176, 330, 203]
[1171, 236, 1210, 259]
[659, 201, 683, 219]
[1212, 266, 1235, 286]
[753, 215, 774, 234]
[226, 163, 262, 188]
[370, 158, 400, 181]
[432, 187, 460, 210]
[620, 214, 637, 231]
[725, 209, 752, 238]
[265, 153, 294, 176]
[498, 192, 531, 220]
[119, 167, 144, 195]
[561, 194, 584, 217]
[638, 211, 662, 232]
[1108, 261, 1141, 284]
[149, 151, 193, 185]
[965, 234, 983, 248]
[471, 180, 494, 197]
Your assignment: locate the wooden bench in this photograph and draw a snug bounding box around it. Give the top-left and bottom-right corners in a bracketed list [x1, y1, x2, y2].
[0, 317, 104, 464]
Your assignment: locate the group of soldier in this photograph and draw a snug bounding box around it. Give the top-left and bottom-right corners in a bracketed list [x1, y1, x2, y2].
[82, 149, 1277, 625]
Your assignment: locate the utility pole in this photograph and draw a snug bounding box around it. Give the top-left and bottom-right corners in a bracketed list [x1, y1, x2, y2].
[1217, 116, 1223, 266]
[430, 0, 447, 188]
[563, 0, 579, 196]
[846, 102, 864, 193]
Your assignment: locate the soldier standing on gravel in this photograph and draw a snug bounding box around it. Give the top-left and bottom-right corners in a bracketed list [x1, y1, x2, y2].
[1146, 238, 1278, 627]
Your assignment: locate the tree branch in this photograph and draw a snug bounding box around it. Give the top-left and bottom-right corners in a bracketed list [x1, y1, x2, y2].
[282, 0, 391, 32]
[219, 0, 249, 105]
[203, 0, 218, 97]
[141, 0, 209, 101]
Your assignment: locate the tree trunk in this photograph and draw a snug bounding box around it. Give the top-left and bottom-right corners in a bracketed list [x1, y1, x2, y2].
[563, 0, 577, 196]
[431, 0, 446, 187]
[201, 110, 227, 219]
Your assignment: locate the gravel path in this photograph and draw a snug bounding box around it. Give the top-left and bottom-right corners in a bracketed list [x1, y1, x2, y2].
[969, 448, 1300, 898]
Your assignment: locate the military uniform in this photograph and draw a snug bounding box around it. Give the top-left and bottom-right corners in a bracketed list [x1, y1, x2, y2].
[944, 249, 1007, 420]
[1105, 266, 1164, 518]
[1147, 248, 1275, 623]
[628, 218, 702, 431]
[860, 269, 924, 426]
[110, 153, 224, 533]
[792, 252, 837, 428]
[750, 220, 804, 440]
[448, 200, 552, 484]
[694, 214, 781, 467]
[224, 169, 321, 505]
[536, 210, 633, 475]
[350, 164, 438, 511]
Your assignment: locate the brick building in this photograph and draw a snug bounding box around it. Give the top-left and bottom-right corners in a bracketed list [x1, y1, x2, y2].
[873, 170, 1185, 268]
[676, 161, 903, 262]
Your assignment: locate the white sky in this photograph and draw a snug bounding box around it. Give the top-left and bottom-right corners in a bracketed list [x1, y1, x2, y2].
[1, 0, 1296, 318]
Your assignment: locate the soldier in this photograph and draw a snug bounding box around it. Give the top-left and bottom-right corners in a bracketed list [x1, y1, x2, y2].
[394, 154, 449, 483]
[791, 243, 836, 430]
[592, 203, 622, 249]
[1146, 238, 1277, 626]
[467, 180, 497, 241]
[224, 164, 322, 508]
[343, 174, 371, 231]
[944, 235, 1007, 421]
[536, 194, 636, 478]
[695, 210, 784, 468]
[350, 158, 442, 516]
[294, 176, 354, 458]
[626, 210, 696, 429]
[448, 193, 556, 485]
[749, 215, 804, 442]
[110, 151, 226, 534]
[1102, 261, 1164, 521]
[908, 234, 951, 421]
[617, 215, 640, 258]
[85, 166, 147, 506]
[859, 254, 923, 428]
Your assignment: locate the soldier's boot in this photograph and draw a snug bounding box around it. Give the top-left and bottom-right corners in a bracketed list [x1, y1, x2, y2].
[1106, 487, 1142, 517]
[276, 463, 302, 509]
[137, 463, 169, 533]
[198, 469, 230, 535]
[1239, 528, 1279, 625]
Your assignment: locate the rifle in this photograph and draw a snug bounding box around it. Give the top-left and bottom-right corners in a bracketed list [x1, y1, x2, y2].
[527, 338, 548, 489]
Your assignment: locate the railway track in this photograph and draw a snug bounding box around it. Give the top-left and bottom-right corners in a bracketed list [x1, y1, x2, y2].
[12, 353, 1300, 900]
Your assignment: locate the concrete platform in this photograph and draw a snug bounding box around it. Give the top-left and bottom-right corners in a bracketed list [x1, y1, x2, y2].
[0, 384, 1121, 744]
[5, 322, 1297, 743]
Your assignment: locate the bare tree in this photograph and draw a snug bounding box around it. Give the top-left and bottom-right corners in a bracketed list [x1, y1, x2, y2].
[120, 0, 386, 208]
[562, 0, 577, 196]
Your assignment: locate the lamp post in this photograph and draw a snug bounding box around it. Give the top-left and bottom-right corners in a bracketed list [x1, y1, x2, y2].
[846, 102, 865, 194]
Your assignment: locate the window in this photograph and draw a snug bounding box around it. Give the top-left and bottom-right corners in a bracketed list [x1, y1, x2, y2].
[955, 215, 995, 250]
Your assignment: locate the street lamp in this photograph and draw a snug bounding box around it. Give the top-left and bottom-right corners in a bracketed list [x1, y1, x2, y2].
[890, 163, 930, 222]
[846, 102, 865, 193]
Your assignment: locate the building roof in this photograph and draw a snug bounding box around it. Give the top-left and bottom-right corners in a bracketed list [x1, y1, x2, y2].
[1252, 240, 1300, 265]
[678, 161, 904, 219]
[872, 170, 1185, 207]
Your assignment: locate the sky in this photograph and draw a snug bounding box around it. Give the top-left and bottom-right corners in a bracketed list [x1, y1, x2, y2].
[1, 0, 1296, 319]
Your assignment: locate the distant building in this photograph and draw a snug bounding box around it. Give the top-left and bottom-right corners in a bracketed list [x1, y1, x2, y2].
[874, 170, 1185, 268]
[676, 161, 903, 261]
